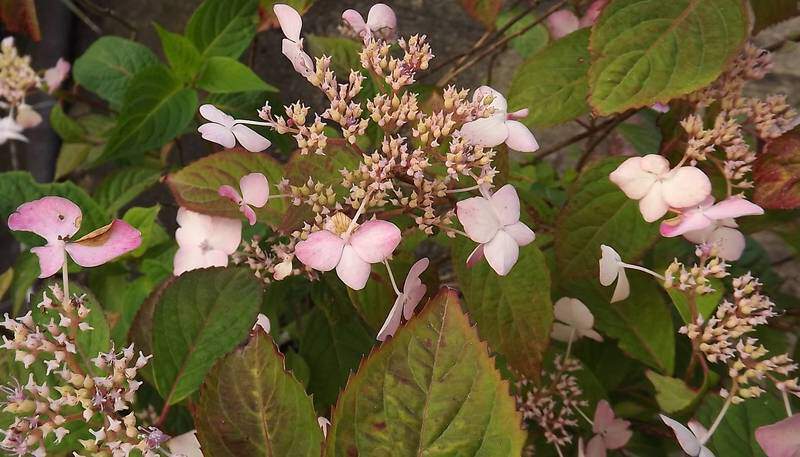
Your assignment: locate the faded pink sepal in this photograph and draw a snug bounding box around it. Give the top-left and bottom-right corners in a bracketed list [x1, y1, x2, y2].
[274, 4, 302, 41]
[755, 414, 800, 457]
[483, 230, 519, 276]
[659, 211, 711, 238]
[294, 230, 346, 272]
[505, 120, 539, 152]
[7, 196, 82, 244]
[377, 295, 403, 342]
[199, 104, 234, 126]
[342, 9, 368, 36]
[65, 219, 142, 268]
[44, 58, 71, 94]
[402, 257, 429, 319]
[282, 38, 315, 78]
[456, 196, 500, 244]
[239, 173, 270, 207]
[703, 197, 764, 220]
[230, 124, 271, 152]
[366, 3, 397, 40]
[336, 244, 371, 290]
[218, 184, 241, 204]
[546, 10, 580, 39]
[593, 400, 632, 449]
[31, 244, 66, 279]
[490, 184, 522, 225]
[198, 123, 236, 149]
[241, 205, 257, 226]
[348, 219, 401, 264]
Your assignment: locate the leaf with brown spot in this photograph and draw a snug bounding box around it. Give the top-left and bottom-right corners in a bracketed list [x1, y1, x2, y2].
[753, 130, 800, 210]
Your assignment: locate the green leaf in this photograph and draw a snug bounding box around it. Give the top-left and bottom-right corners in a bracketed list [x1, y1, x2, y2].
[185, 0, 258, 59]
[325, 289, 526, 456]
[122, 205, 167, 257]
[508, 28, 590, 128]
[151, 268, 261, 405]
[569, 278, 675, 374]
[102, 65, 198, 162]
[167, 149, 287, 227]
[753, 130, 800, 210]
[73, 36, 159, 107]
[750, 0, 800, 33]
[54, 143, 94, 180]
[299, 277, 374, 409]
[0, 268, 12, 301]
[155, 23, 203, 81]
[459, 0, 504, 29]
[495, 9, 549, 58]
[89, 265, 155, 345]
[50, 103, 85, 142]
[306, 35, 363, 74]
[194, 331, 323, 457]
[8, 252, 38, 316]
[696, 394, 784, 457]
[94, 166, 162, 217]
[646, 371, 699, 413]
[555, 157, 660, 281]
[129, 278, 174, 384]
[588, 0, 748, 115]
[452, 240, 553, 380]
[196, 56, 275, 93]
[666, 278, 724, 323]
[617, 112, 663, 155]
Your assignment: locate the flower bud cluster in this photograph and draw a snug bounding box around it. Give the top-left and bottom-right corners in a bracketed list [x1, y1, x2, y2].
[0, 287, 165, 456]
[360, 35, 433, 91]
[663, 255, 729, 294]
[234, 235, 308, 284]
[514, 356, 587, 447]
[0, 37, 40, 106]
[314, 57, 370, 144]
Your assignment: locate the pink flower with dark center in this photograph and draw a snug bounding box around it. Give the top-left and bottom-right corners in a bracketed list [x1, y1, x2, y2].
[173, 208, 242, 276]
[756, 414, 800, 457]
[377, 257, 429, 341]
[294, 216, 401, 290]
[610, 154, 712, 222]
[218, 173, 270, 225]
[44, 58, 70, 94]
[342, 3, 397, 41]
[197, 104, 271, 152]
[584, 400, 632, 457]
[457, 184, 535, 276]
[660, 196, 763, 238]
[459, 86, 539, 152]
[7, 196, 141, 278]
[274, 4, 315, 78]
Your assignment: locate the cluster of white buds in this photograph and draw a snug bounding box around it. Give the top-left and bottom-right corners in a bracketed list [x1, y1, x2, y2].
[663, 255, 729, 294]
[360, 34, 432, 91]
[515, 356, 587, 447]
[233, 235, 309, 284]
[0, 37, 40, 106]
[0, 286, 165, 457]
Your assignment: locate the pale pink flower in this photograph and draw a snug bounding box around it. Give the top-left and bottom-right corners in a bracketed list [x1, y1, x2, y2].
[7, 196, 141, 278]
[584, 400, 632, 457]
[43, 58, 70, 94]
[0, 115, 27, 144]
[274, 4, 315, 78]
[546, 0, 609, 39]
[609, 154, 712, 222]
[457, 184, 535, 276]
[459, 86, 539, 152]
[166, 430, 203, 457]
[294, 219, 401, 290]
[660, 415, 715, 457]
[684, 219, 747, 262]
[173, 208, 242, 276]
[197, 104, 271, 152]
[218, 173, 270, 225]
[318, 417, 331, 438]
[342, 3, 397, 41]
[550, 297, 602, 343]
[756, 414, 800, 457]
[598, 245, 629, 303]
[377, 257, 429, 341]
[15, 104, 41, 128]
[660, 196, 763, 238]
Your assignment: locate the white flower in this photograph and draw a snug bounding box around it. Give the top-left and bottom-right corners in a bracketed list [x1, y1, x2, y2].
[173, 208, 242, 276]
[377, 258, 429, 341]
[0, 115, 27, 144]
[252, 313, 271, 333]
[660, 415, 715, 457]
[599, 245, 629, 303]
[197, 104, 271, 152]
[550, 297, 602, 343]
[274, 4, 315, 78]
[459, 86, 539, 152]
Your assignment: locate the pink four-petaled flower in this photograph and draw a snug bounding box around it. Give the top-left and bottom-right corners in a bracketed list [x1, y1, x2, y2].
[584, 400, 632, 457]
[459, 86, 539, 152]
[197, 104, 271, 152]
[173, 208, 242, 276]
[377, 257, 429, 341]
[342, 3, 397, 42]
[218, 173, 270, 225]
[7, 196, 142, 278]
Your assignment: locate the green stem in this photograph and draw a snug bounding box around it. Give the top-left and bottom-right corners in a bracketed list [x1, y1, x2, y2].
[700, 394, 734, 445]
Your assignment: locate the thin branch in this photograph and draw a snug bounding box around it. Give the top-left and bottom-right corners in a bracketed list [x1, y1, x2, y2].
[576, 111, 636, 170]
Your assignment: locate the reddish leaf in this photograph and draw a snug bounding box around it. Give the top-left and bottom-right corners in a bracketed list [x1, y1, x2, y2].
[0, 0, 40, 41]
[460, 0, 504, 29]
[753, 131, 800, 210]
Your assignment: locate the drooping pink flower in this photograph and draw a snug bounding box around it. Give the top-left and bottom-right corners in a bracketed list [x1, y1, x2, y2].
[0, 115, 27, 144]
[660, 196, 763, 238]
[7, 196, 142, 278]
[550, 297, 602, 343]
[584, 400, 632, 457]
[274, 4, 315, 79]
[377, 257, 429, 341]
[609, 154, 712, 222]
[459, 86, 539, 152]
[218, 173, 270, 225]
[44, 58, 70, 94]
[457, 184, 535, 276]
[756, 414, 800, 457]
[660, 415, 715, 457]
[684, 219, 747, 261]
[546, 0, 609, 39]
[294, 218, 401, 290]
[197, 104, 271, 152]
[15, 104, 42, 129]
[342, 3, 397, 41]
[173, 208, 242, 276]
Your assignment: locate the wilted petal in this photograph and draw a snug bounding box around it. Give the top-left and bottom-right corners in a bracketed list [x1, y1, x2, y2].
[457, 196, 500, 244]
[31, 244, 66, 278]
[218, 184, 241, 204]
[639, 182, 670, 222]
[205, 217, 242, 254]
[199, 104, 234, 127]
[703, 197, 763, 220]
[349, 219, 401, 263]
[377, 296, 403, 341]
[504, 222, 535, 246]
[660, 415, 702, 457]
[239, 173, 270, 207]
[609, 157, 658, 200]
[489, 184, 522, 226]
[660, 211, 712, 238]
[661, 167, 712, 209]
[8, 196, 82, 244]
[65, 220, 142, 268]
[231, 124, 271, 152]
[295, 230, 345, 271]
[483, 230, 519, 276]
[505, 120, 539, 152]
[611, 268, 630, 303]
[367, 3, 397, 40]
[336, 245, 371, 290]
[253, 314, 271, 333]
[755, 414, 800, 457]
[650, 102, 670, 113]
[598, 245, 621, 286]
[198, 123, 236, 149]
[546, 10, 580, 39]
[459, 115, 508, 148]
[274, 3, 302, 41]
